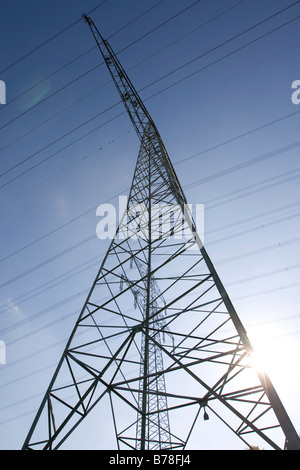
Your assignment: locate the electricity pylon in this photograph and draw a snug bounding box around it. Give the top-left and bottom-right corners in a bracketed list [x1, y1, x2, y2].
[22, 15, 300, 450]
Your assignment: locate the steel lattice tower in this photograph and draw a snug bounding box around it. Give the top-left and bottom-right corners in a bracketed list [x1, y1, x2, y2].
[22, 16, 300, 451]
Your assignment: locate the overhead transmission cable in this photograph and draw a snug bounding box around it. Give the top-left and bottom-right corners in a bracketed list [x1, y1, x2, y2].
[0, 196, 299, 315]
[0, 0, 112, 74]
[139, 0, 300, 93]
[0, 129, 299, 267]
[0, 0, 202, 131]
[1, 2, 300, 431]
[2, 231, 300, 337]
[1, 0, 168, 110]
[0, 140, 299, 289]
[1, 8, 300, 189]
[0, 102, 299, 215]
[0, 0, 246, 154]
[1, 0, 296, 135]
[1, 2, 298, 370]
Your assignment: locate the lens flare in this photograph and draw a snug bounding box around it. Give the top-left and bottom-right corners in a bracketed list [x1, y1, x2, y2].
[18, 80, 51, 112]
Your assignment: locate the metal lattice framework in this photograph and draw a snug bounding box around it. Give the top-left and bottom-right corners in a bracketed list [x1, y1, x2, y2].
[22, 15, 300, 450]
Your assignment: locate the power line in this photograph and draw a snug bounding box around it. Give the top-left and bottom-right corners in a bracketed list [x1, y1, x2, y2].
[210, 212, 300, 246]
[0, 151, 98, 211]
[0, 181, 299, 338]
[1, 0, 297, 141]
[175, 109, 300, 166]
[234, 281, 300, 301]
[2, 9, 298, 276]
[1, 288, 91, 337]
[0, 202, 298, 350]
[2, 212, 300, 337]
[0, 185, 115, 265]
[1, 99, 299, 215]
[1, 5, 298, 326]
[106, 0, 168, 39]
[115, 0, 204, 54]
[4, 310, 300, 421]
[0, 45, 97, 112]
[184, 140, 300, 190]
[1, 6, 299, 272]
[0, 0, 168, 111]
[0, 0, 202, 132]
[0, 0, 112, 74]
[0, 129, 299, 268]
[217, 236, 300, 266]
[0, 108, 125, 191]
[1, 172, 297, 388]
[0, 0, 246, 154]
[0, 133, 299, 269]
[1, 197, 298, 315]
[2, 6, 299, 187]
[0, 101, 121, 179]
[143, 13, 300, 103]
[0, 62, 104, 132]
[2, 233, 300, 346]
[2, 297, 300, 422]
[0, 256, 100, 315]
[206, 201, 300, 236]
[139, 0, 300, 94]
[2, 3, 300, 444]
[129, 0, 247, 73]
[1, 214, 299, 415]
[0, 147, 105, 212]
[206, 173, 300, 211]
[227, 263, 300, 287]
[0, 233, 96, 290]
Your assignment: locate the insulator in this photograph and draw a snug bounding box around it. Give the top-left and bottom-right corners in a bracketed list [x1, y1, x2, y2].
[203, 409, 209, 421]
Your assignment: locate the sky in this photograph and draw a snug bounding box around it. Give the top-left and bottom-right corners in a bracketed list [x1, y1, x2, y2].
[0, 0, 299, 450]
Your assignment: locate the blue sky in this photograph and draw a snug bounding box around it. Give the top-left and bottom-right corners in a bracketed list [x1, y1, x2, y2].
[0, 0, 299, 449]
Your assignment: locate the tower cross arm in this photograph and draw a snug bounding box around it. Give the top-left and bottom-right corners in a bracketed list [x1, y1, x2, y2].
[83, 14, 187, 207]
[83, 14, 157, 142]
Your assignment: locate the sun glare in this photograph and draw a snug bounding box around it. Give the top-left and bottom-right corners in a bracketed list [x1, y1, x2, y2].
[249, 327, 286, 380]
[251, 343, 274, 375]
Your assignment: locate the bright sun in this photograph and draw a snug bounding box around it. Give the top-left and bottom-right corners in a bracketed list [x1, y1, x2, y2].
[251, 341, 276, 375]
[249, 326, 290, 382]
